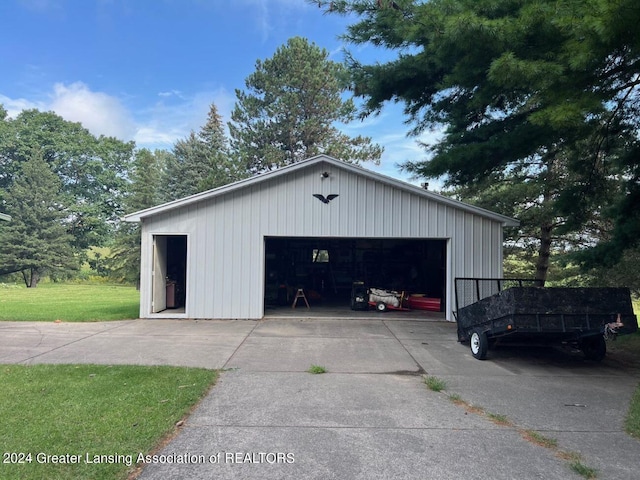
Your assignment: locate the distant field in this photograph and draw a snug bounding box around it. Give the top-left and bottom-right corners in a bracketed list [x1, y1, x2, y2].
[0, 283, 139, 322]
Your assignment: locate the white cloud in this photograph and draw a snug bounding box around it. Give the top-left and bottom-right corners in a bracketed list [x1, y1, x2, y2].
[234, 0, 312, 43]
[18, 0, 63, 14]
[0, 78, 440, 186]
[157, 90, 184, 99]
[49, 82, 136, 140]
[134, 86, 237, 150]
[134, 126, 182, 146]
[1, 82, 237, 150]
[0, 94, 43, 118]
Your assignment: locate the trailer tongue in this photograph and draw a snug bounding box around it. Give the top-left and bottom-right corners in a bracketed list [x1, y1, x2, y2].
[455, 279, 638, 361]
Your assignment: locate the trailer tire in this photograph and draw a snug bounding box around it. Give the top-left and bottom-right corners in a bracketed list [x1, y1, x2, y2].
[581, 335, 606, 362]
[376, 302, 387, 312]
[470, 329, 489, 360]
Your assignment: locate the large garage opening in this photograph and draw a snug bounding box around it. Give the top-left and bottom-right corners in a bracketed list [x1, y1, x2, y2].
[264, 237, 446, 317]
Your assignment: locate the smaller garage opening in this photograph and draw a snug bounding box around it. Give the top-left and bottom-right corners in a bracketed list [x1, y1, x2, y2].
[264, 237, 445, 314]
[151, 234, 187, 313]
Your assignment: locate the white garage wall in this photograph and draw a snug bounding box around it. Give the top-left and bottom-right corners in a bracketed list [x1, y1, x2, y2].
[138, 158, 508, 321]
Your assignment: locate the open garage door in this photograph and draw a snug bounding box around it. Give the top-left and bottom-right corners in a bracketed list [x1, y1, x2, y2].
[151, 234, 188, 314]
[264, 237, 446, 315]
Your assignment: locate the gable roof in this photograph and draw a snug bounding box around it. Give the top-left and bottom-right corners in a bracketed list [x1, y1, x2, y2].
[0, 213, 11, 222]
[124, 154, 519, 227]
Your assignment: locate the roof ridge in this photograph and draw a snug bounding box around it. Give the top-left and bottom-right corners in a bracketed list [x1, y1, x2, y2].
[123, 154, 518, 227]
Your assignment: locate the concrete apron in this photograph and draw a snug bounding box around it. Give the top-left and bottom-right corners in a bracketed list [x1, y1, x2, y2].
[1, 318, 639, 479]
[264, 303, 447, 321]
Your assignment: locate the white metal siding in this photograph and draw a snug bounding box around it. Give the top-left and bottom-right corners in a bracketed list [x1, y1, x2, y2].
[140, 160, 505, 320]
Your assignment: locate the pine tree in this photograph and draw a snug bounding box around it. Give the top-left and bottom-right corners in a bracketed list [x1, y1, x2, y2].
[229, 36, 382, 173]
[0, 150, 77, 287]
[163, 104, 244, 201]
[108, 148, 164, 284]
[199, 104, 245, 190]
[313, 0, 640, 283]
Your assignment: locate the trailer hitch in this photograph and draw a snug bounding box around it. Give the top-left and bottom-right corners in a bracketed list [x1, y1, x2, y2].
[603, 314, 624, 340]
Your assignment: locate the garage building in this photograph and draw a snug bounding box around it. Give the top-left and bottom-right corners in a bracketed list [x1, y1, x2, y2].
[124, 155, 518, 321]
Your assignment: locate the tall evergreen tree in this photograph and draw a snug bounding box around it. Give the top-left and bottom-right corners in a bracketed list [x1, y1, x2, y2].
[0, 150, 77, 287]
[163, 103, 244, 201]
[313, 0, 640, 283]
[229, 36, 383, 173]
[197, 103, 244, 190]
[108, 148, 164, 284]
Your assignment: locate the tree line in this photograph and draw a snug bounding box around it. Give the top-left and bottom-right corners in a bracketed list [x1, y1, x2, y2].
[313, 0, 640, 293]
[0, 37, 381, 286]
[2, 0, 640, 294]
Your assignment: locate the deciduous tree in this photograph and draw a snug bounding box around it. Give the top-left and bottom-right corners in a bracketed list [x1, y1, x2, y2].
[0, 108, 134, 252]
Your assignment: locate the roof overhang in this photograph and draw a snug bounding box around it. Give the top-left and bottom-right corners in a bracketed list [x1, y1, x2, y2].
[123, 155, 519, 227]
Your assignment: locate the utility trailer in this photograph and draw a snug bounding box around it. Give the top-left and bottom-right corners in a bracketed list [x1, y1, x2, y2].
[455, 278, 638, 360]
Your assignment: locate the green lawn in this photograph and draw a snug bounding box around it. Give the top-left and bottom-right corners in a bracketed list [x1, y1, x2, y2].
[0, 364, 217, 480]
[627, 380, 640, 439]
[617, 299, 640, 438]
[617, 332, 640, 439]
[619, 314, 640, 440]
[0, 283, 139, 321]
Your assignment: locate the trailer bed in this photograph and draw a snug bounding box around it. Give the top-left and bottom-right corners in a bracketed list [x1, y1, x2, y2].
[456, 286, 637, 360]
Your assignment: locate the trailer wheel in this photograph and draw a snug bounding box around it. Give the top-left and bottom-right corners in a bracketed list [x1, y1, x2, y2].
[581, 335, 606, 361]
[376, 302, 387, 312]
[470, 329, 488, 360]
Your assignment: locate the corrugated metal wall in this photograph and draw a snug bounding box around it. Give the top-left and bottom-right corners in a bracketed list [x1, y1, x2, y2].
[140, 160, 504, 320]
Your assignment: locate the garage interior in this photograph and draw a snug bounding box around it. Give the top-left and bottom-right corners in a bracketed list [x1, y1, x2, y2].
[152, 234, 187, 313]
[264, 237, 446, 316]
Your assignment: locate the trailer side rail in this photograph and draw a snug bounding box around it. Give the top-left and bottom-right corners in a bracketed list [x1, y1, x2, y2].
[464, 312, 637, 336]
[454, 277, 544, 313]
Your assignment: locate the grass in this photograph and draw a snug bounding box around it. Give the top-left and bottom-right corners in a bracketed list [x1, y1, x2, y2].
[521, 430, 558, 449]
[610, 331, 640, 357]
[307, 364, 327, 374]
[620, 334, 640, 439]
[424, 376, 447, 392]
[442, 391, 599, 478]
[486, 412, 513, 427]
[569, 460, 599, 479]
[0, 283, 139, 321]
[626, 383, 640, 438]
[447, 395, 485, 415]
[608, 298, 640, 439]
[0, 364, 217, 480]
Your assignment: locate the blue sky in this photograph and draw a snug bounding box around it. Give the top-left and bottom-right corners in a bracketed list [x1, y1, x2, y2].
[0, 0, 439, 182]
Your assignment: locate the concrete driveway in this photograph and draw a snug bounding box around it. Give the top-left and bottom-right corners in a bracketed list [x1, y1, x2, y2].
[1, 318, 639, 479]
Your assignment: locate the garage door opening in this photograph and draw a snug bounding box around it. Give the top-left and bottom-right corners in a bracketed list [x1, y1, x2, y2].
[151, 234, 187, 314]
[264, 237, 446, 316]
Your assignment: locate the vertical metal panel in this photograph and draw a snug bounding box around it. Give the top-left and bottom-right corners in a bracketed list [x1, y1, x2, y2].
[139, 159, 508, 320]
[139, 225, 150, 318]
